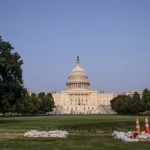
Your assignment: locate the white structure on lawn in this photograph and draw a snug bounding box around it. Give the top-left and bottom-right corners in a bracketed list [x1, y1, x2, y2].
[51, 56, 116, 115]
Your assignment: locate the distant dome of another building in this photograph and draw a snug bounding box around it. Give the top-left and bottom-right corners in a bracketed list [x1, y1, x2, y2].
[66, 56, 90, 90]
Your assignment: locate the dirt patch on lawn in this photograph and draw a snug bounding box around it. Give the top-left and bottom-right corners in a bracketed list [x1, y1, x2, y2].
[0, 133, 23, 139]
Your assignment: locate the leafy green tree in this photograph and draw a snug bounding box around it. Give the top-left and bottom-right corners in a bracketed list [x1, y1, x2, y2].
[110, 96, 120, 111]
[114, 95, 130, 114]
[47, 93, 55, 112]
[18, 92, 40, 115]
[39, 92, 55, 113]
[14, 100, 25, 115]
[38, 92, 45, 100]
[129, 92, 141, 114]
[12, 91, 40, 116]
[31, 93, 36, 97]
[28, 94, 40, 115]
[115, 97, 124, 114]
[0, 36, 25, 115]
[123, 95, 131, 113]
[142, 89, 150, 111]
[111, 90, 150, 114]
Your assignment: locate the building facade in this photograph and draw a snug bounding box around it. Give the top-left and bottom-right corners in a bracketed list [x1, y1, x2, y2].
[122, 90, 143, 98]
[51, 56, 116, 114]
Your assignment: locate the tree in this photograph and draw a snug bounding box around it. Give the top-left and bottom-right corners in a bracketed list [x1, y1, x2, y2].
[27, 94, 40, 115]
[129, 92, 141, 114]
[115, 97, 124, 114]
[31, 93, 36, 97]
[111, 90, 150, 115]
[38, 92, 45, 100]
[15, 92, 40, 116]
[47, 93, 55, 112]
[110, 96, 120, 111]
[111, 95, 130, 114]
[0, 36, 25, 115]
[142, 89, 150, 110]
[38, 92, 55, 113]
[113, 95, 130, 114]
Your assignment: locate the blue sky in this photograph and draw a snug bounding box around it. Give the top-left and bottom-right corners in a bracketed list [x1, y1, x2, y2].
[0, 0, 150, 93]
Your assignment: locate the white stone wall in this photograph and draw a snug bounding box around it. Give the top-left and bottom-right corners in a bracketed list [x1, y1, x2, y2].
[52, 90, 115, 114]
[98, 93, 114, 105]
[52, 93, 61, 106]
[63, 105, 99, 114]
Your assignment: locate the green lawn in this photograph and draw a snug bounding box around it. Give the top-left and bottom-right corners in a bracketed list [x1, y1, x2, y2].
[0, 115, 150, 150]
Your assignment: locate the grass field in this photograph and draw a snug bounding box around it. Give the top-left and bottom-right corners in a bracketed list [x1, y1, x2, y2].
[0, 115, 150, 150]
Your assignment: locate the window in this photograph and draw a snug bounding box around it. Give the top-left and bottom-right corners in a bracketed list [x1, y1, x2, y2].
[86, 99, 88, 105]
[75, 100, 77, 105]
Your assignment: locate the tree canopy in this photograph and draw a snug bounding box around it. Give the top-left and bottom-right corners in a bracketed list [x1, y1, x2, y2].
[0, 36, 26, 115]
[0, 36, 55, 116]
[110, 89, 150, 115]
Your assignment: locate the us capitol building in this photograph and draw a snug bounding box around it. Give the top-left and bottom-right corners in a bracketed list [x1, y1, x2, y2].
[51, 56, 117, 115]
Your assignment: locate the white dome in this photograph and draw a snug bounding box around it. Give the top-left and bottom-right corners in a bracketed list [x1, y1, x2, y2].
[70, 63, 86, 76]
[66, 56, 90, 90]
[71, 65, 85, 72]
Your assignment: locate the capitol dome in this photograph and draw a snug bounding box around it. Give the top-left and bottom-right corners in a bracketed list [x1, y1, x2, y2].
[66, 56, 90, 90]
